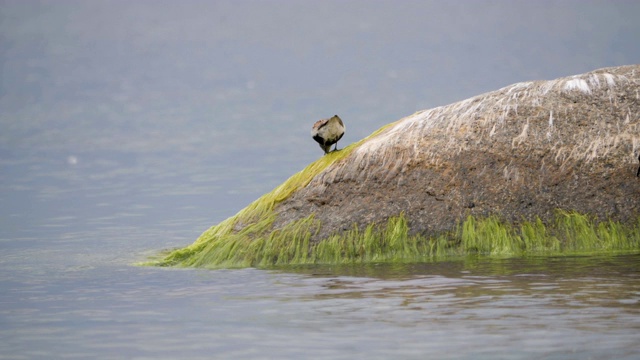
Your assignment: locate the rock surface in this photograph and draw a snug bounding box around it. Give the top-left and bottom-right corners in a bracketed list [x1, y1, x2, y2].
[274, 65, 640, 242]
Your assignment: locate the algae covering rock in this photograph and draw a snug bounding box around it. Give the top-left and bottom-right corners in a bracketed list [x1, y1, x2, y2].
[158, 65, 640, 268]
[276, 65, 640, 240]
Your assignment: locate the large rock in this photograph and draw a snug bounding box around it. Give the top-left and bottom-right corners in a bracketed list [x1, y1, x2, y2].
[156, 65, 640, 268]
[274, 65, 640, 242]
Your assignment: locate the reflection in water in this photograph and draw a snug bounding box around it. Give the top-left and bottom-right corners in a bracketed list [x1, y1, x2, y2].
[277, 256, 640, 311]
[217, 256, 639, 359]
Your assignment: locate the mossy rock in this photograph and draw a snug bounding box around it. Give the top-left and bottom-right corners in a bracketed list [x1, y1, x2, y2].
[149, 65, 640, 268]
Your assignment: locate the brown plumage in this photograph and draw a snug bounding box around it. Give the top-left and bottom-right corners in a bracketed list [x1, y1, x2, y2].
[311, 115, 345, 154]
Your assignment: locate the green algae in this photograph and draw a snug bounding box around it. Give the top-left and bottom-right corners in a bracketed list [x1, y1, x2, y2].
[147, 210, 640, 269]
[142, 113, 640, 269]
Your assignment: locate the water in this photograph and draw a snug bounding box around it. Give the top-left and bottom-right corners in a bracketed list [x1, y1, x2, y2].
[2, 2, 640, 359]
[2, 251, 640, 359]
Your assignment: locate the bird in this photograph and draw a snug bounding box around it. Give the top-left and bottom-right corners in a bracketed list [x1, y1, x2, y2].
[311, 115, 345, 155]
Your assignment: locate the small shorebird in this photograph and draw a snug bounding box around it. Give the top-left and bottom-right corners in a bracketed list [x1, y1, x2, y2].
[311, 115, 345, 154]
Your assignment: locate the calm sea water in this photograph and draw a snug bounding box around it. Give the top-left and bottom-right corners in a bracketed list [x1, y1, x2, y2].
[3, 2, 640, 359]
[2, 230, 640, 359]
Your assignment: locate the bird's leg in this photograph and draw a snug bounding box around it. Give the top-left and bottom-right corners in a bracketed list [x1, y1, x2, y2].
[333, 142, 339, 152]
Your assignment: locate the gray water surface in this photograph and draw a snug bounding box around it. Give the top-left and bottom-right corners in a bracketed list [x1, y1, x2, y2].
[2, 2, 640, 359]
[2, 249, 639, 359]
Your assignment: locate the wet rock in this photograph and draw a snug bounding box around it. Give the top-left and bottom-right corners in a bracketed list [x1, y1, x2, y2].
[274, 65, 640, 242]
